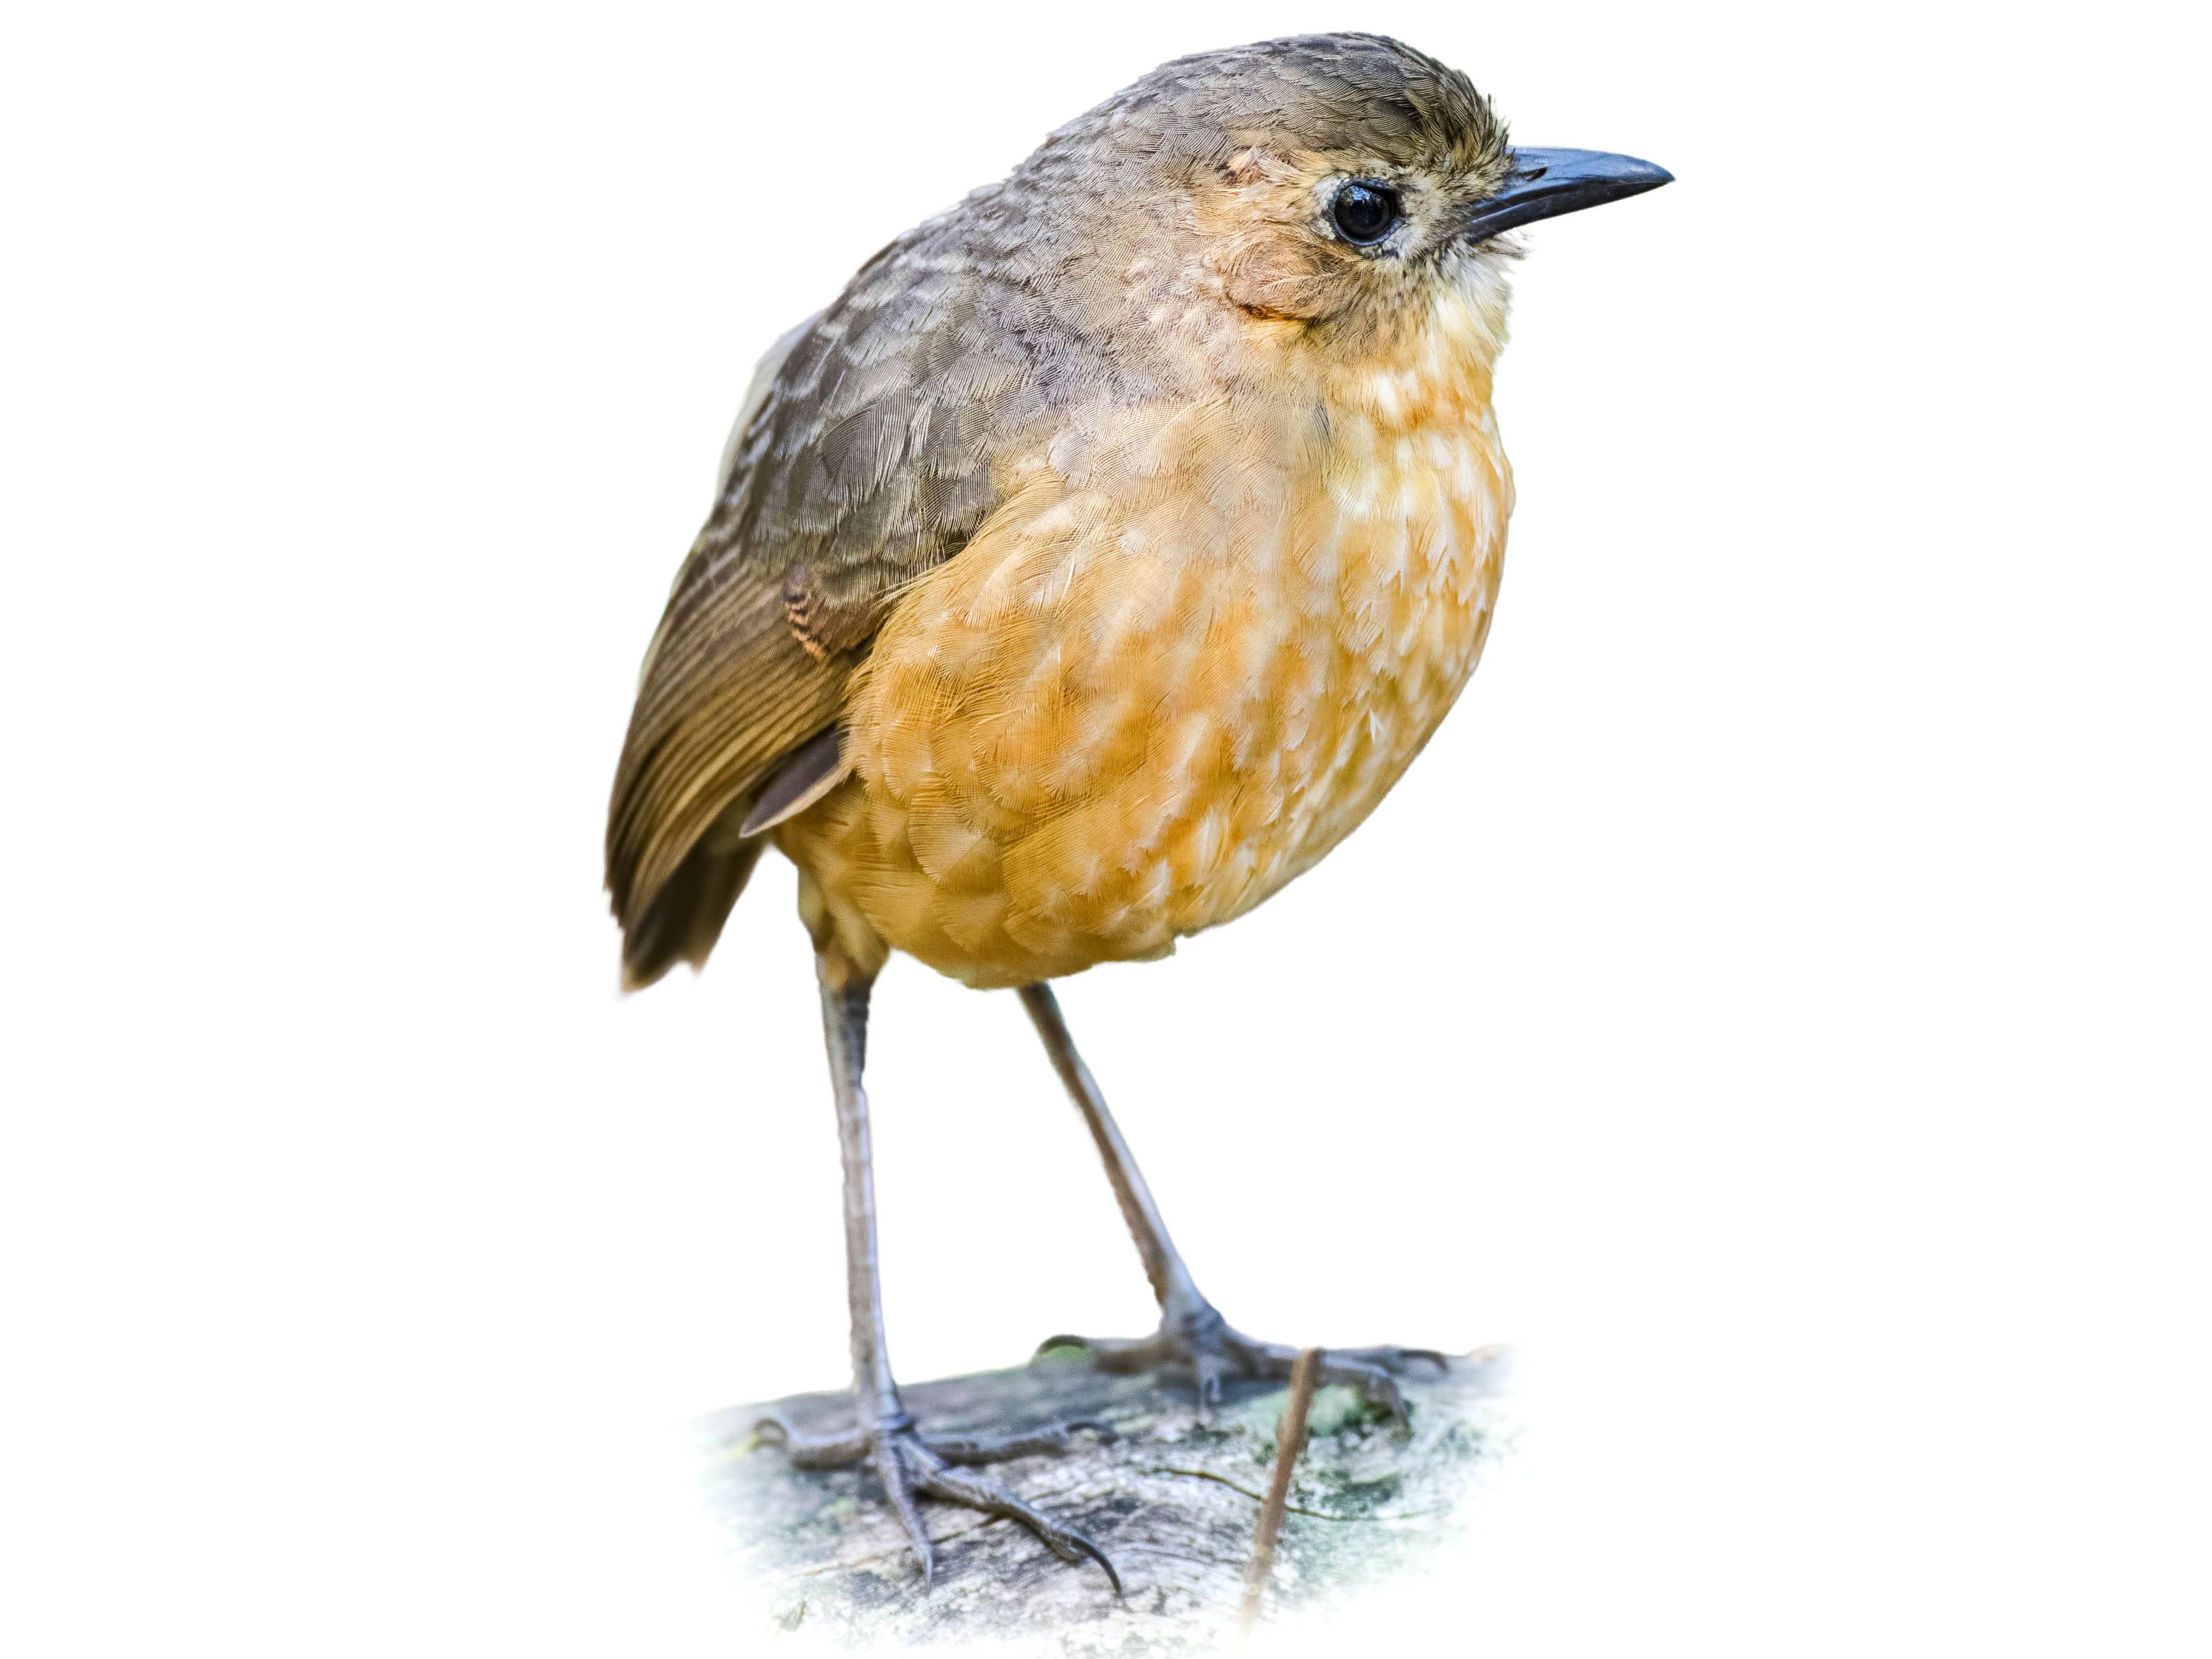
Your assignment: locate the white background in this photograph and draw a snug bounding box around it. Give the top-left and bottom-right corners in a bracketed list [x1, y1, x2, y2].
[5, 2, 2207, 1654]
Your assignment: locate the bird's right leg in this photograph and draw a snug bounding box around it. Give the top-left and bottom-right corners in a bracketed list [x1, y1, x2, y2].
[1019, 982, 1448, 1420]
[751, 937, 1119, 1591]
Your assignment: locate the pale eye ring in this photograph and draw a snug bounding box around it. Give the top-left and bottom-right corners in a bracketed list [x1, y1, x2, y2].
[1330, 179, 1402, 246]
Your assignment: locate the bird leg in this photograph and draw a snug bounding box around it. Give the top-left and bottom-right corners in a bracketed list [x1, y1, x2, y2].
[750, 955, 1120, 1592]
[1019, 982, 1449, 1422]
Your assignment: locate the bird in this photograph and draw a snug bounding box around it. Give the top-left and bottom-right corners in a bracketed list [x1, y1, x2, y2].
[606, 33, 1669, 1589]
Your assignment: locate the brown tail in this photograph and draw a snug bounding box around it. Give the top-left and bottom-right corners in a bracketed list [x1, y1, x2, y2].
[618, 830, 767, 992]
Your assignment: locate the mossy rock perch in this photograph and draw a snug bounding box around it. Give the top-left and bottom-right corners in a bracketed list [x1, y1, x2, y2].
[692, 1346, 1513, 1652]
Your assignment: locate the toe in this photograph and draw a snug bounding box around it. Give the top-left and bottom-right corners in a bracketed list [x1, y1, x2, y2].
[927, 1419, 1116, 1465]
[1192, 1346, 1226, 1420]
[872, 1439, 937, 1583]
[753, 1414, 869, 1468]
[1315, 1354, 1411, 1422]
[1219, 1329, 1298, 1379]
[1336, 1344, 1453, 1374]
[915, 1467, 1123, 1596]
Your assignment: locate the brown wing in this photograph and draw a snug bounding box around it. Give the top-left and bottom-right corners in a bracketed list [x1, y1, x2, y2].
[605, 201, 1046, 988]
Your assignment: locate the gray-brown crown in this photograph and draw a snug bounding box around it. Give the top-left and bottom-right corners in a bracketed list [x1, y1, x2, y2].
[1028, 33, 1508, 177]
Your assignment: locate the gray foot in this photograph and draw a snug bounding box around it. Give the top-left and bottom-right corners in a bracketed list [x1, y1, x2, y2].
[753, 1411, 1121, 1592]
[1039, 1302, 1449, 1421]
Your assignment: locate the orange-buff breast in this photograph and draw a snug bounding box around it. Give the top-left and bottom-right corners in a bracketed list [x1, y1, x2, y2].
[779, 337, 1513, 990]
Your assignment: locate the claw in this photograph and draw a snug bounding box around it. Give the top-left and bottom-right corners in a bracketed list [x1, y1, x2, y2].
[1193, 1347, 1225, 1422]
[874, 1438, 936, 1583]
[757, 1411, 1116, 1590]
[1064, 1529, 1124, 1598]
[917, 1464, 1124, 1597]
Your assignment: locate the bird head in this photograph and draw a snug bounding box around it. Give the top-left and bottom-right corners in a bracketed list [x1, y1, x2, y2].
[1005, 34, 1670, 387]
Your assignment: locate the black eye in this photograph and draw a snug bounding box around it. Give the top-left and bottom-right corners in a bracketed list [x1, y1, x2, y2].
[1330, 179, 1400, 246]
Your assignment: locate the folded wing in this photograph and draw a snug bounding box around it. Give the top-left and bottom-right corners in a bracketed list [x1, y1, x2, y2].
[604, 207, 1043, 988]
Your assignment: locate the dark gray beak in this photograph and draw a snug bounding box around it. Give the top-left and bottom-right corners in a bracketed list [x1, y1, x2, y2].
[1464, 147, 1673, 243]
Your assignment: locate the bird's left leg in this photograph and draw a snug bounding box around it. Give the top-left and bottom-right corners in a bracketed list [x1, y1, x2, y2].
[1018, 983, 1449, 1421]
[751, 941, 1120, 1591]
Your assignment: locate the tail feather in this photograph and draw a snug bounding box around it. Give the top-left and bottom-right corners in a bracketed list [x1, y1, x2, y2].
[619, 828, 766, 992]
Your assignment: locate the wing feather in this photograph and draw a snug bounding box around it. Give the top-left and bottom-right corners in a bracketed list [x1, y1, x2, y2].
[604, 195, 1054, 985]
